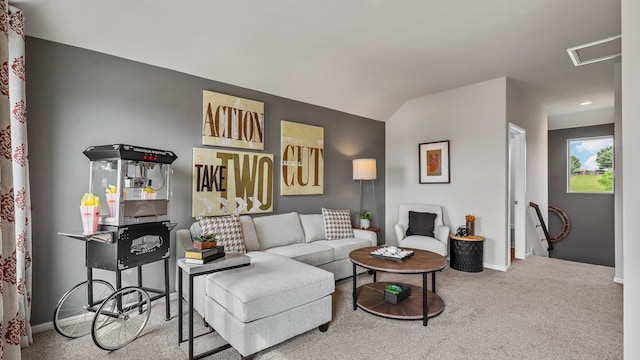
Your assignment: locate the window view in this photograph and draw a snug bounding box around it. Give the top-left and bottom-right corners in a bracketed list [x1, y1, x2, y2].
[568, 136, 614, 193]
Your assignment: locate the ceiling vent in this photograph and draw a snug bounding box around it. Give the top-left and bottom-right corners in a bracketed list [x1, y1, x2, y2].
[567, 35, 621, 66]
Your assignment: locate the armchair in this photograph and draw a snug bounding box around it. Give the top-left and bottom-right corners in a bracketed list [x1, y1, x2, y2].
[395, 203, 450, 257]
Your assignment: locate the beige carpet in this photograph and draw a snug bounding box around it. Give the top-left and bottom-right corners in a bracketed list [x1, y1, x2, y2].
[22, 256, 622, 360]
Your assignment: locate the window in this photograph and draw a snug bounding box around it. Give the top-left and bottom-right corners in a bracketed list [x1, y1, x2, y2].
[567, 136, 614, 193]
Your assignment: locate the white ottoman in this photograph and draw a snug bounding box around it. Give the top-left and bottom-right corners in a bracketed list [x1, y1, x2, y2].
[204, 252, 334, 358]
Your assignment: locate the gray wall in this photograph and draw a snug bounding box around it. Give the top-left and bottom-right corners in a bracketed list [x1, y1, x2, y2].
[548, 124, 614, 266]
[26, 37, 385, 326]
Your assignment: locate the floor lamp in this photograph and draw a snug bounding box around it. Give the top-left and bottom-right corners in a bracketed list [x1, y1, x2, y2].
[353, 159, 377, 229]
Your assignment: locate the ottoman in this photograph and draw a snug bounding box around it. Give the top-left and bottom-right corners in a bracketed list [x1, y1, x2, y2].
[204, 252, 334, 358]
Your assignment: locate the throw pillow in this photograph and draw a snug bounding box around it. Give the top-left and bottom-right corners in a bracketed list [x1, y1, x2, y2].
[300, 214, 326, 242]
[322, 208, 354, 240]
[197, 214, 246, 253]
[406, 211, 437, 238]
[253, 212, 304, 249]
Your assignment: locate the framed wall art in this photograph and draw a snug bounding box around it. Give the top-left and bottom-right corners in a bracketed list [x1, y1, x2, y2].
[419, 140, 450, 184]
[202, 90, 265, 150]
[192, 147, 273, 216]
[280, 120, 324, 195]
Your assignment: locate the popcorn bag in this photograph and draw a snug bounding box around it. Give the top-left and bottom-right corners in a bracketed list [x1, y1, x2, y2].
[105, 184, 126, 217]
[141, 186, 156, 200]
[105, 193, 119, 218]
[80, 205, 100, 234]
[80, 193, 101, 234]
[141, 192, 157, 200]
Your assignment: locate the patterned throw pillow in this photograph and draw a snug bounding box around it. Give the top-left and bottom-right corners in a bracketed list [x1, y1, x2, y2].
[197, 214, 246, 253]
[322, 208, 354, 240]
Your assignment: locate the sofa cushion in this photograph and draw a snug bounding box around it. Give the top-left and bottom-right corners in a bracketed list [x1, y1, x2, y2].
[239, 215, 260, 251]
[253, 212, 304, 250]
[299, 214, 326, 243]
[322, 208, 354, 240]
[264, 243, 334, 266]
[205, 252, 335, 322]
[406, 211, 436, 238]
[313, 238, 373, 260]
[197, 214, 246, 253]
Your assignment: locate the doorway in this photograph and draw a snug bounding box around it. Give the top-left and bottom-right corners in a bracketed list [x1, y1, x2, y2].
[508, 123, 526, 267]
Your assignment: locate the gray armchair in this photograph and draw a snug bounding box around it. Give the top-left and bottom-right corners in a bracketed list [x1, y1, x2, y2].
[394, 203, 450, 257]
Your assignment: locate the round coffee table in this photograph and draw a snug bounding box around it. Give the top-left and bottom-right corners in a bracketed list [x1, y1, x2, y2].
[349, 246, 447, 326]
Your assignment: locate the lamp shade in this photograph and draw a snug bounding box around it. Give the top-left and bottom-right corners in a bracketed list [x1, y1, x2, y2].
[353, 159, 377, 180]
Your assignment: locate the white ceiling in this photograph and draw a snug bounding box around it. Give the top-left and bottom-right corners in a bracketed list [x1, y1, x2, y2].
[14, 0, 621, 121]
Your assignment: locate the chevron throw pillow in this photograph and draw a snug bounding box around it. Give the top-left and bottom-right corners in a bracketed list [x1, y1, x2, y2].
[197, 214, 246, 253]
[322, 208, 354, 240]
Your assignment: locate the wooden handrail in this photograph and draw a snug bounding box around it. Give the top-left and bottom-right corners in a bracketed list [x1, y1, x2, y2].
[529, 202, 553, 252]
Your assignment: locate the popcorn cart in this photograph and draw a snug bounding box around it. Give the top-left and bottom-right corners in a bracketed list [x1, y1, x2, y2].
[55, 144, 177, 350]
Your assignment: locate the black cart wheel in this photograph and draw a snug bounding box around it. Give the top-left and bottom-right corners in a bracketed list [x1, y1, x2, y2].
[91, 286, 151, 351]
[53, 280, 114, 338]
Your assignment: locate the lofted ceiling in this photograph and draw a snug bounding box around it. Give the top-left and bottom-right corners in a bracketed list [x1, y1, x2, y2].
[13, 0, 621, 121]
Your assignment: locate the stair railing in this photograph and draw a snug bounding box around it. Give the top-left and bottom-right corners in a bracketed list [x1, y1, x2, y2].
[529, 202, 553, 253]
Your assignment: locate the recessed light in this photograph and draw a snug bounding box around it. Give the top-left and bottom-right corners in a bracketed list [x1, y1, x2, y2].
[580, 101, 593, 106]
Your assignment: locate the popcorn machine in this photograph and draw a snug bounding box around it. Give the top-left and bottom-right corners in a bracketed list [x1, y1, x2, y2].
[82, 144, 178, 272]
[56, 145, 178, 347]
[84, 143, 177, 227]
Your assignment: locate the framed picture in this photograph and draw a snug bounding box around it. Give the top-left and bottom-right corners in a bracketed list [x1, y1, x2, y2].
[419, 140, 450, 184]
[280, 120, 324, 195]
[192, 147, 274, 216]
[202, 90, 265, 150]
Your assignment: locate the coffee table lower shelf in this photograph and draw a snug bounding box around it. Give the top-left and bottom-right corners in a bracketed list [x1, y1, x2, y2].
[356, 282, 444, 320]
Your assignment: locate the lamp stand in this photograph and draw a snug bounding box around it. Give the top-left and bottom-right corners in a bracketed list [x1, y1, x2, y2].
[358, 179, 377, 228]
[358, 180, 363, 215]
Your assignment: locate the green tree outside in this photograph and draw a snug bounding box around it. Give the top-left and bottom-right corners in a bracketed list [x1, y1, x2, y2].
[598, 169, 614, 191]
[570, 155, 581, 174]
[596, 145, 613, 169]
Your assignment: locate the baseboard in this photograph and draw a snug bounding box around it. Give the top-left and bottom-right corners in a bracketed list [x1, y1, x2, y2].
[32, 291, 179, 334]
[483, 263, 507, 272]
[31, 322, 52, 334]
[613, 276, 624, 284]
[525, 250, 533, 258]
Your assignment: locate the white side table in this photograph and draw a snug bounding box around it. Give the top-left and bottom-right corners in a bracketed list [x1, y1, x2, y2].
[177, 253, 251, 360]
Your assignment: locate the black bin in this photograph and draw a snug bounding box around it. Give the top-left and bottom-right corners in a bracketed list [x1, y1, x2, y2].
[450, 239, 484, 273]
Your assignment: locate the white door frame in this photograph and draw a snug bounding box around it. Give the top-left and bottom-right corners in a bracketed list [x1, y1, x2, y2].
[508, 123, 527, 266]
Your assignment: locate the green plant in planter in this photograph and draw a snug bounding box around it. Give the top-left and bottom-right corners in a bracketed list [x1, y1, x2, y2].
[192, 233, 217, 249]
[385, 284, 403, 294]
[193, 233, 217, 243]
[359, 210, 372, 221]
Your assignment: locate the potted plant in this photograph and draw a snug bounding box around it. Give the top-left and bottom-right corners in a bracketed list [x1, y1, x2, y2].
[192, 233, 217, 250]
[359, 210, 372, 229]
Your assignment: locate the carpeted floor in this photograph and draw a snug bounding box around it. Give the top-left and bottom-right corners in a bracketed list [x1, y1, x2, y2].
[22, 256, 622, 360]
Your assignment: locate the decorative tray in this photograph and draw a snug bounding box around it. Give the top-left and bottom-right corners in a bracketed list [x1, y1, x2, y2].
[370, 247, 414, 262]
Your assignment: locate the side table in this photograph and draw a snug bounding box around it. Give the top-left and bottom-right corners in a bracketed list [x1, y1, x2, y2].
[354, 226, 380, 245]
[449, 234, 485, 272]
[177, 253, 251, 360]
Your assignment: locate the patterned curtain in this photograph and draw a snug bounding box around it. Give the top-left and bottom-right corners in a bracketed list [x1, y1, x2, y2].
[0, 1, 32, 358]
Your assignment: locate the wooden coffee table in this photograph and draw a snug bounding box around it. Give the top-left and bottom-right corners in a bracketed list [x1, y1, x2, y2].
[349, 246, 447, 326]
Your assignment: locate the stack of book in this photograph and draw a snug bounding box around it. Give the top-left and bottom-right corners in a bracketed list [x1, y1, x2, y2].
[185, 245, 225, 264]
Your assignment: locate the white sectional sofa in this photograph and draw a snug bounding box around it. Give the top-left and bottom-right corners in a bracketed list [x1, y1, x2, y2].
[177, 211, 377, 359]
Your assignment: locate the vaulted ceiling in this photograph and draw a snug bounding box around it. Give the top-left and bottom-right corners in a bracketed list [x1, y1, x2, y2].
[14, 0, 621, 121]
